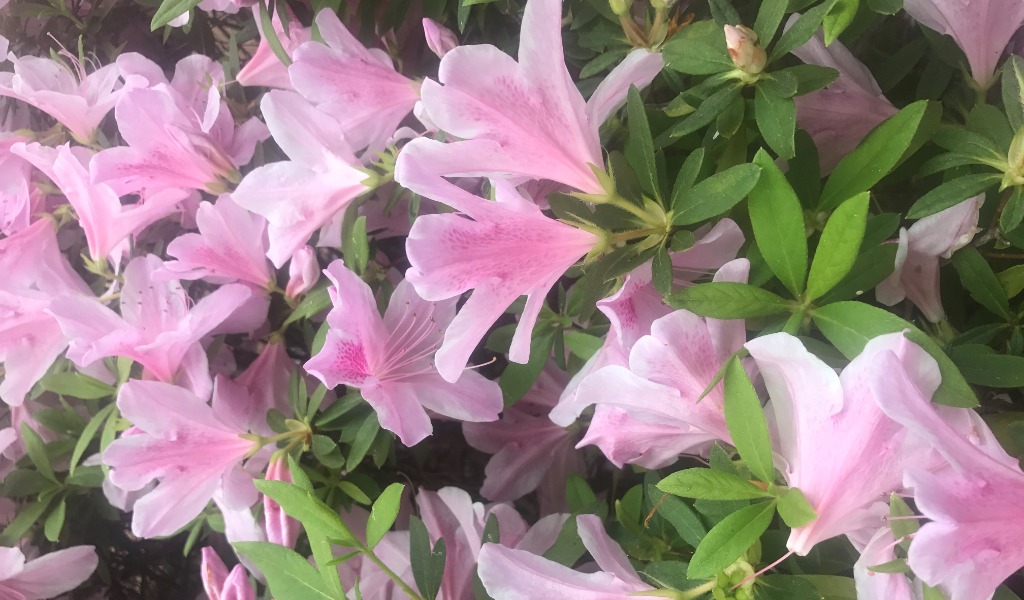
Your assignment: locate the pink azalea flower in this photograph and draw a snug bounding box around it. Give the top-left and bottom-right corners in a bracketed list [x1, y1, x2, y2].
[289, 9, 421, 153]
[304, 260, 502, 446]
[744, 331, 983, 556]
[201, 548, 256, 600]
[163, 195, 273, 288]
[236, 7, 311, 90]
[285, 245, 319, 298]
[0, 545, 98, 599]
[0, 133, 38, 235]
[235, 340, 293, 433]
[413, 0, 663, 193]
[876, 195, 984, 323]
[853, 528, 916, 600]
[232, 90, 369, 267]
[103, 378, 262, 538]
[903, 0, 1024, 85]
[48, 254, 261, 394]
[397, 156, 600, 382]
[871, 348, 1024, 600]
[0, 218, 90, 406]
[463, 366, 584, 512]
[0, 49, 132, 143]
[423, 18, 458, 59]
[92, 55, 268, 194]
[478, 514, 652, 600]
[790, 26, 898, 174]
[262, 456, 300, 548]
[12, 142, 189, 260]
[555, 259, 749, 469]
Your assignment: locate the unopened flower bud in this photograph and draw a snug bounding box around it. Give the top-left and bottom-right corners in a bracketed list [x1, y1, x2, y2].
[263, 457, 300, 548]
[609, 0, 631, 16]
[423, 18, 459, 59]
[724, 24, 767, 75]
[285, 245, 319, 299]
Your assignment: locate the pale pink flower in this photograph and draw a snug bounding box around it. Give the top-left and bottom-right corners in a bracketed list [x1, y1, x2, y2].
[0, 134, 38, 235]
[790, 25, 898, 174]
[163, 195, 273, 288]
[853, 528, 916, 600]
[397, 155, 599, 382]
[12, 142, 189, 260]
[304, 260, 502, 446]
[103, 378, 262, 538]
[285, 245, 319, 298]
[876, 195, 983, 323]
[289, 9, 421, 153]
[413, 0, 663, 193]
[463, 366, 584, 513]
[871, 348, 1024, 600]
[423, 18, 458, 59]
[236, 6, 311, 89]
[903, 0, 1024, 85]
[235, 340, 293, 432]
[0, 218, 90, 406]
[48, 255, 262, 395]
[201, 548, 256, 600]
[478, 514, 652, 600]
[232, 90, 368, 267]
[262, 457, 299, 548]
[0, 546, 98, 599]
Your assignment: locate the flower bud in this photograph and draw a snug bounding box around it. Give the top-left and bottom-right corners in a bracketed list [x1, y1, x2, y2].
[263, 457, 300, 548]
[724, 24, 767, 75]
[423, 18, 458, 59]
[285, 245, 319, 299]
[609, 0, 630, 16]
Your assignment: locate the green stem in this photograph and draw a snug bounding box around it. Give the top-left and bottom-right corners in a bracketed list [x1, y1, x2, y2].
[361, 549, 425, 600]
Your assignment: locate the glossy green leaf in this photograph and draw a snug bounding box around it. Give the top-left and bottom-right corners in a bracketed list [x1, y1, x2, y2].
[366, 483, 404, 549]
[805, 192, 869, 301]
[662, 20, 733, 75]
[777, 487, 818, 528]
[723, 357, 775, 483]
[234, 542, 335, 600]
[410, 516, 446, 600]
[755, 88, 796, 159]
[150, 0, 201, 29]
[667, 282, 793, 319]
[255, 480, 358, 547]
[906, 173, 997, 219]
[951, 246, 1012, 319]
[625, 86, 660, 201]
[673, 163, 762, 225]
[687, 501, 776, 579]
[658, 468, 771, 500]
[748, 149, 808, 296]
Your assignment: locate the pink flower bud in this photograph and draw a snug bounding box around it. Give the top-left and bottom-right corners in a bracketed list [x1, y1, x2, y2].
[724, 24, 766, 74]
[423, 18, 458, 59]
[263, 456, 300, 548]
[285, 245, 319, 299]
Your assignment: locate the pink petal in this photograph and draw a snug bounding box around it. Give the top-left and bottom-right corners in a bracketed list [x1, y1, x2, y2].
[478, 543, 648, 599]
[4, 546, 97, 599]
[585, 49, 664, 127]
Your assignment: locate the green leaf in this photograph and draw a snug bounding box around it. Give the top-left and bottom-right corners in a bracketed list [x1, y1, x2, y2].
[658, 468, 771, 500]
[255, 480, 358, 547]
[748, 149, 808, 296]
[667, 282, 794, 319]
[867, 0, 902, 13]
[770, 0, 838, 60]
[150, 0, 201, 29]
[563, 331, 603, 360]
[663, 85, 742, 141]
[542, 517, 588, 566]
[625, 86, 660, 202]
[234, 542, 336, 600]
[346, 412, 381, 471]
[672, 164, 762, 225]
[283, 284, 332, 325]
[819, 100, 939, 211]
[1002, 55, 1024, 131]
[788, 64, 841, 96]
[817, 242, 898, 304]
[823, 0, 859, 45]
[1000, 187, 1024, 234]
[805, 192, 869, 301]
[866, 558, 909, 574]
[43, 497, 66, 542]
[948, 346, 1024, 388]
[671, 148, 705, 200]
[723, 358, 775, 483]
[20, 424, 56, 482]
[755, 575, 822, 600]
[997, 264, 1024, 299]
[69, 403, 116, 476]
[410, 516, 446, 600]
[687, 501, 777, 579]
[258, 0, 292, 67]
[811, 301, 977, 407]
[662, 20, 733, 75]
[366, 483, 404, 549]
[755, 88, 797, 159]
[39, 372, 116, 400]
[499, 326, 555, 406]
[951, 246, 1012, 319]
[753, 0, 788, 46]
[777, 487, 818, 528]
[0, 497, 53, 545]
[342, 211, 370, 276]
[652, 247, 672, 295]
[888, 493, 919, 540]
[801, 575, 857, 600]
[906, 173, 998, 219]
[337, 480, 372, 505]
[645, 485, 706, 547]
[311, 434, 345, 469]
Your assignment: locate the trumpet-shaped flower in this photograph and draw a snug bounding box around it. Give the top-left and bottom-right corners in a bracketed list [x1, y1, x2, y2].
[903, 0, 1024, 85]
[163, 195, 272, 288]
[201, 548, 256, 600]
[414, 0, 663, 193]
[304, 260, 502, 446]
[478, 514, 652, 599]
[232, 90, 369, 267]
[0, 133, 37, 235]
[791, 26, 898, 174]
[104, 379, 261, 538]
[289, 9, 421, 153]
[236, 7, 310, 90]
[0, 545, 98, 600]
[871, 349, 1024, 600]
[397, 149, 600, 382]
[235, 340, 292, 434]
[876, 195, 983, 323]
[12, 142, 189, 260]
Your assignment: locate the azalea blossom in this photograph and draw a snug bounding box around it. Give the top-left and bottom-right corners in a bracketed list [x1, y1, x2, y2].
[790, 26, 898, 174]
[304, 260, 502, 446]
[235, 6, 310, 89]
[289, 9, 421, 153]
[853, 527, 916, 600]
[262, 457, 299, 548]
[0, 131, 37, 235]
[201, 547, 256, 600]
[412, 0, 663, 193]
[423, 18, 459, 59]
[397, 158, 600, 382]
[903, 0, 1024, 85]
[0, 545, 98, 600]
[285, 245, 319, 298]
[234, 340, 293, 431]
[103, 378, 262, 538]
[232, 90, 369, 267]
[876, 195, 984, 323]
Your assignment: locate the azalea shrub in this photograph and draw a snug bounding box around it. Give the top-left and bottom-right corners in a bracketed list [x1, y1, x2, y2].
[3, 0, 1024, 597]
